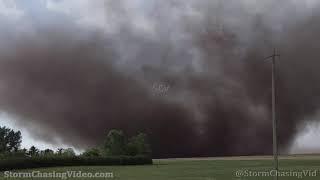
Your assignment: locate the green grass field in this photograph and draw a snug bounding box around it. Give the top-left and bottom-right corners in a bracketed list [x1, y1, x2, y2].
[1, 155, 320, 180]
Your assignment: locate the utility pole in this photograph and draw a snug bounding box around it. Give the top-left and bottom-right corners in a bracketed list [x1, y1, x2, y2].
[265, 48, 280, 180]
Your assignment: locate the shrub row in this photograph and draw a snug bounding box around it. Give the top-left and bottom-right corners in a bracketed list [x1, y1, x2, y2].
[0, 155, 152, 171]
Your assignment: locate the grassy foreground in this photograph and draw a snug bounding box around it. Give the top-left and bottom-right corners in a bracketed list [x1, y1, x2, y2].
[1, 155, 320, 179]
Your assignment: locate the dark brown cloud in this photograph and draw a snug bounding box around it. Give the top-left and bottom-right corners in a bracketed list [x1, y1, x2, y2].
[0, 1, 319, 158]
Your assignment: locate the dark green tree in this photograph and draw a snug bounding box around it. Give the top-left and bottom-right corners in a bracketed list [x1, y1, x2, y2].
[62, 148, 76, 157]
[82, 148, 101, 157]
[127, 133, 152, 156]
[22, 148, 28, 154]
[0, 126, 22, 153]
[57, 148, 64, 155]
[103, 130, 127, 156]
[0, 126, 10, 153]
[41, 149, 54, 156]
[28, 146, 39, 157]
[7, 130, 22, 152]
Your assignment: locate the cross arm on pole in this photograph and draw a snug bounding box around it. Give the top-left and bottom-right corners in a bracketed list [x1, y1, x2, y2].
[265, 48, 280, 61]
[265, 54, 280, 60]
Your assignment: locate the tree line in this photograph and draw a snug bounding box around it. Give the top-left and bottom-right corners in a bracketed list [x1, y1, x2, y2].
[83, 129, 152, 157]
[0, 126, 151, 159]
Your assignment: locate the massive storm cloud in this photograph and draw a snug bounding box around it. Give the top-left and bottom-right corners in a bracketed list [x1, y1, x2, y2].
[0, 0, 319, 157]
